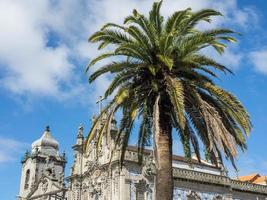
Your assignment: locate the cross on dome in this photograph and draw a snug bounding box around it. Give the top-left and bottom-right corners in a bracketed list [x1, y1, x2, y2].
[31, 126, 59, 150]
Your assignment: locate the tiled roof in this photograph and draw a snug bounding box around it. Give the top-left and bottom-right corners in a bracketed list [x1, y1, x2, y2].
[253, 176, 267, 184]
[238, 173, 260, 182]
[239, 173, 267, 185]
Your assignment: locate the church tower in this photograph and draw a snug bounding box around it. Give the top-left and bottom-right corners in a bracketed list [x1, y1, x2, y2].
[18, 126, 66, 200]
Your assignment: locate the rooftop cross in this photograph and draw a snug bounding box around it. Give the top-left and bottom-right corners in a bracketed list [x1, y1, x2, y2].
[96, 96, 105, 115]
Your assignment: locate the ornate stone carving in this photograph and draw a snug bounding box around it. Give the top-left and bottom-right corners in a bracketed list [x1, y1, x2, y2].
[85, 160, 98, 173]
[41, 195, 48, 200]
[30, 176, 36, 189]
[186, 190, 201, 200]
[59, 172, 64, 185]
[82, 183, 87, 192]
[41, 179, 48, 193]
[213, 195, 223, 200]
[88, 181, 101, 198]
[142, 153, 155, 178]
[100, 171, 109, 190]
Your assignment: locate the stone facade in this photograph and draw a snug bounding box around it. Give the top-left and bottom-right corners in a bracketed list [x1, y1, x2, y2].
[18, 122, 267, 200]
[65, 118, 267, 200]
[17, 127, 67, 200]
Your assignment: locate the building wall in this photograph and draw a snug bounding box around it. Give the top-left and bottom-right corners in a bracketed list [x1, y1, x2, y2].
[19, 158, 37, 198]
[232, 191, 267, 200]
[19, 126, 267, 200]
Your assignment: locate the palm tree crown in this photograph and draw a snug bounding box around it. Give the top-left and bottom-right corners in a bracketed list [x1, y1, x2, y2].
[84, 1, 251, 169]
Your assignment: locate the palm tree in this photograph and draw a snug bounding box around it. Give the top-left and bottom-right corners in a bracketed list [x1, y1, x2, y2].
[84, 1, 251, 199]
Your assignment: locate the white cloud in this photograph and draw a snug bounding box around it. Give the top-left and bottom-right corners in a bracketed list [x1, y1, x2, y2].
[249, 50, 267, 74]
[0, 0, 258, 104]
[202, 45, 244, 70]
[0, 1, 71, 96]
[0, 137, 27, 163]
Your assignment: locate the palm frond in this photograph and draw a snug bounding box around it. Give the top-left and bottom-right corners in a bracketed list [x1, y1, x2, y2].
[86, 52, 115, 72]
[126, 25, 151, 49]
[101, 23, 126, 31]
[137, 103, 152, 164]
[165, 8, 192, 34]
[89, 61, 138, 83]
[166, 76, 185, 129]
[83, 100, 115, 151]
[203, 82, 251, 136]
[104, 72, 133, 97]
[124, 10, 158, 47]
[89, 29, 133, 44]
[149, 0, 163, 35]
[186, 9, 222, 29]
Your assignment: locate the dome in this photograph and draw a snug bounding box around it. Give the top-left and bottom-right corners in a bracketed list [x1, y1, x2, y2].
[32, 126, 59, 150]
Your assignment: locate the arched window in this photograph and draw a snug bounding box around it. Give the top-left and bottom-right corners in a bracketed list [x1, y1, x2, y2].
[24, 169, 30, 189]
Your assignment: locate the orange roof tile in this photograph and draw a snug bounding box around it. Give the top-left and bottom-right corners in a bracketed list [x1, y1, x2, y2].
[253, 176, 267, 184]
[238, 173, 260, 182]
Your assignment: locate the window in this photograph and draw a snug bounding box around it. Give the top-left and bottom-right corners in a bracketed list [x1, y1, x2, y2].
[24, 169, 30, 189]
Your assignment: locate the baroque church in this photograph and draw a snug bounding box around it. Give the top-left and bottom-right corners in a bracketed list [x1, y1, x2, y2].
[17, 116, 267, 200]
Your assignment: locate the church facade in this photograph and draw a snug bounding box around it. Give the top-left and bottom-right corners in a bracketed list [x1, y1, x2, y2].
[17, 121, 267, 200]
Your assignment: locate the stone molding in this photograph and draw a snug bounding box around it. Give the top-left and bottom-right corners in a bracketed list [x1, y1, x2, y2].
[173, 168, 267, 194]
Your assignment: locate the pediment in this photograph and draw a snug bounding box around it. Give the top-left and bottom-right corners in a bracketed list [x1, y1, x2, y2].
[27, 175, 64, 199]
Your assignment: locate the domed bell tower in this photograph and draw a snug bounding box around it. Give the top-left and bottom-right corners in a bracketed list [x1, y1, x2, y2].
[18, 126, 66, 200]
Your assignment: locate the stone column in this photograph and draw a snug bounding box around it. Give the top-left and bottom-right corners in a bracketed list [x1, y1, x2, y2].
[119, 173, 126, 200]
[124, 180, 132, 200]
[111, 168, 120, 200]
[135, 182, 145, 200]
[130, 181, 137, 200]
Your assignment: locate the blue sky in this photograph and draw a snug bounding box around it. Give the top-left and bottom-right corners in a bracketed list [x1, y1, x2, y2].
[0, 0, 267, 199]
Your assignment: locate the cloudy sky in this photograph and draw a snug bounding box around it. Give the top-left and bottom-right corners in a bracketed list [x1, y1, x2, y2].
[0, 0, 267, 199]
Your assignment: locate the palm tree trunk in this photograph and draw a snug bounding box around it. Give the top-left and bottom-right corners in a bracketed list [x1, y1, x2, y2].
[154, 100, 173, 200]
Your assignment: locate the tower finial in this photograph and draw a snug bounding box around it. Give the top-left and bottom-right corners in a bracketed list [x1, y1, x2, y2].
[77, 123, 84, 138]
[46, 126, 50, 132]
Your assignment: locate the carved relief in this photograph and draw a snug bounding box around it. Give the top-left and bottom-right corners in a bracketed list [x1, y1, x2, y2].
[88, 181, 101, 199]
[142, 153, 155, 178]
[41, 195, 49, 200]
[41, 179, 48, 193]
[100, 171, 110, 190]
[213, 195, 223, 200]
[186, 190, 201, 200]
[85, 160, 98, 174]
